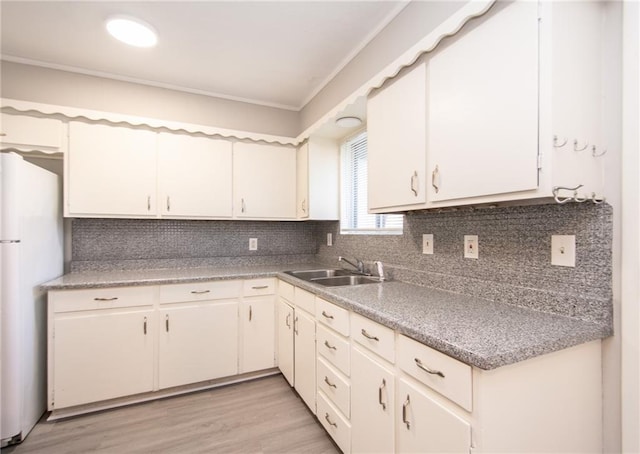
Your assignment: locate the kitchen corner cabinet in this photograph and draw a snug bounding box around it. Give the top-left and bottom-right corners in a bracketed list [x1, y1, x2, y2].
[157, 133, 233, 218]
[233, 142, 296, 219]
[0, 113, 64, 153]
[67, 122, 157, 217]
[297, 138, 340, 220]
[367, 0, 607, 213]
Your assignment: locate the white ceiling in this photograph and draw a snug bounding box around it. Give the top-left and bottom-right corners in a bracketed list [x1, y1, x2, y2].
[1, 1, 408, 111]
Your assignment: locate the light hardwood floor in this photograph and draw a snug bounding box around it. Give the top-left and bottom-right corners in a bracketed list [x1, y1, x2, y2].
[3, 375, 339, 454]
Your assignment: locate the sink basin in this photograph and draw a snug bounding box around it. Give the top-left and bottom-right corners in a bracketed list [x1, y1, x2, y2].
[285, 269, 353, 280]
[306, 275, 382, 287]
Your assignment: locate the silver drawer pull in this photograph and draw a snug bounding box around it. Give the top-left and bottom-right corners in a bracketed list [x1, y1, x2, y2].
[414, 358, 445, 378]
[378, 378, 387, 410]
[324, 376, 337, 389]
[190, 290, 210, 295]
[324, 413, 337, 428]
[324, 340, 337, 351]
[94, 297, 118, 301]
[143, 316, 147, 335]
[361, 329, 379, 341]
[402, 395, 411, 429]
[249, 305, 253, 321]
[321, 310, 334, 320]
[252, 285, 269, 290]
[165, 314, 170, 332]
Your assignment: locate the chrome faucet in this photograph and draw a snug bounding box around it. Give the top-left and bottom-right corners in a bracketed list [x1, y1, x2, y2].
[374, 261, 385, 281]
[338, 256, 365, 274]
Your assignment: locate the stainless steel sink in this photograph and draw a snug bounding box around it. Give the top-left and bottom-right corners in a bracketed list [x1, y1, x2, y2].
[284, 269, 382, 286]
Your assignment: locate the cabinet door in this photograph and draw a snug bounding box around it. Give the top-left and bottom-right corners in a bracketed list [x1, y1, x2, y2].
[159, 301, 238, 389]
[157, 133, 233, 218]
[67, 122, 157, 217]
[296, 144, 309, 219]
[294, 309, 316, 413]
[0, 114, 63, 152]
[396, 379, 470, 454]
[277, 299, 295, 386]
[233, 142, 296, 219]
[351, 347, 395, 454]
[240, 296, 275, 373]
[53, 310, 154, 408]
[427, 1, 539, 202]
[367, 62, 427, 210]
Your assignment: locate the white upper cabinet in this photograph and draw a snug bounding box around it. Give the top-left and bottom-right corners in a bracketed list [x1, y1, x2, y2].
[67, 122, 158, 217]
[426, 0, 539, 202]
[368, 63, 427, 211]
[157, 133, 233, 218]
[1, 113, 64, 153]
[233, 142, 297, 219]
[297, 138, 340, 220]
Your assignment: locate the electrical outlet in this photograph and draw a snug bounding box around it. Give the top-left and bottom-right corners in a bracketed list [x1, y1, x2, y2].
[249, 238, 258, 251]
[464, 235, 479, 259]
[551, 235, 575, 267]
[422, 234, 434, 255]
[327, 233, 333, 246]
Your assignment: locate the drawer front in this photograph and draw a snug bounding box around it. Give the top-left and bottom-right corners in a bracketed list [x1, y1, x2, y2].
[159, 280, 242, 303]
[294, 287, 315, 314]
[278, 279, 294, 302]
[243, 278, 276, 296]
[317, 392, 351, 454]
[317, 325, 350, 376]
[351, 313, 395, 364]
[50, 286, 155, 313]
[397, 334, 472, 411]
[315, 297, 349, 337]
[317, 357, 350, 418]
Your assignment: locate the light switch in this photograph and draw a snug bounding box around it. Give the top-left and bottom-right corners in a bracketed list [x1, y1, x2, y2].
[422, 234, 434, 254]
[551, 235, 575, 267]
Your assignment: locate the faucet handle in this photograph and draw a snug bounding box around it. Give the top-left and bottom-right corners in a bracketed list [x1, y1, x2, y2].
[374, 261, 385, 281]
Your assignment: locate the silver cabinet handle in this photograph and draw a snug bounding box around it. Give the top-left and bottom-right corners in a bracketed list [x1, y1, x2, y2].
[324, 376, 337, 389]
[249, 305, 253, 321]
[410, 171, 418, 196]
[361, 329, 379, 342]
[414, 358, 445, 378]
[252, 285, 269, 290]
[432, 165, 440, 194]
[147, 195, 151, 211]
[324, 413, 337, 428]
[294, 316, 299, 335]
[285, 313, 291, 328]
[302, 199, 307, 214]
[190, 290, 210, 295]
[241, 198, 246, 213]
[0, 133, 6, 137]
[378, 378, 387, 410]
[143, 316, 147, 335]
[165, 314, 169, 333]
[324, 340, 337, 350]
[166, 196, 170, 212]
[321, 310, 334, 320]
[402, 395, 411, 429]
[94, 297, 118, 301]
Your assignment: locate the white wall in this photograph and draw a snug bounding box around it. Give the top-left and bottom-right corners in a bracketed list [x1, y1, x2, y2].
[0, 61, 299, 137]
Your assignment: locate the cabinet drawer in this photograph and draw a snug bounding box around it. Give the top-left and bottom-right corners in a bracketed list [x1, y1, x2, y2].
[317, 325, 350, 376]
[397, 334, 472, 411]
[317, 392, 351, 454]
[50, 286, 155, 313]
[351, 313, 395, 364]
[278, 279, 294, 302]
[294, 287, 315, 314]
[243, 278, 276, 296]
[317, 357, 350, 418]
[159, 280, 242, 303]
[315, 297, 349, 337]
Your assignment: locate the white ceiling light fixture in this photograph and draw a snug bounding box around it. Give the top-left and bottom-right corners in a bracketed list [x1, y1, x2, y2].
[106, 15, 158, 48]
[335, 116, 362, 128]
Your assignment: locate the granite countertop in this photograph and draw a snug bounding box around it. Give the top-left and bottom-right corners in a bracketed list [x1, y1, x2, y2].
[42, 264, 610, 370]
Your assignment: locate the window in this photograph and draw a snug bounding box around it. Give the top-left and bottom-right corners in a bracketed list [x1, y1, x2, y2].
[340, 131, 403, 234]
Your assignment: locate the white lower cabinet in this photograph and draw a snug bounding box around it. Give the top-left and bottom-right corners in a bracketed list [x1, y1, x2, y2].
[52, 309, 154, 409]
[240, 295, 275, 373]
[294, 309, 316, 413]
[396, 379, 470, 454]
[351, 346, 395, 454]
[159, 301, 239, 389]
[277, 297, 295, 386]
[318, 392, 351, 454]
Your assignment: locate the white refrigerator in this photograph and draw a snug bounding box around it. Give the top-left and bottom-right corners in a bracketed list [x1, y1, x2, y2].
[1, 152, 63, 446]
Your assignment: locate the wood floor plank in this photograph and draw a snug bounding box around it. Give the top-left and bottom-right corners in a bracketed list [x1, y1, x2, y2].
[3, 375, 340, 454]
